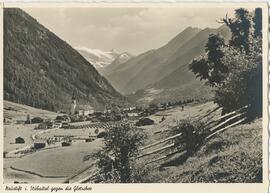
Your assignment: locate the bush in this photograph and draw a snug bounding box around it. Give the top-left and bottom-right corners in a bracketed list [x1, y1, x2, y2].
[170, 119, 208, 156]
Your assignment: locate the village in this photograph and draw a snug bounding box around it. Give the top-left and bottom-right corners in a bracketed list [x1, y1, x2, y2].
[3, 95, 200, 183]
[5, 95, 197, 153]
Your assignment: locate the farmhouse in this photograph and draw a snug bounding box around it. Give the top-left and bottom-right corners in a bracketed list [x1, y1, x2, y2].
[123, 106, 137, 112]
[56, 115, 71, 123]
[31, 117, 44, 124]
[61, 141, 72, 147]
[85, 138, 94, 143]
[79, 109, 94, 116]
[104, 109, 112, 114]
[136, 117, 155, 126]
[15, 137, 25, 144]
[61, 122, 70, 129]
[127, 112, 139, 120]
[36, 120, 55, 130]
[34, 140, 46, 149]
[97, 131, 106, 138]
[128, 112, 139, 117]
[78, 110, 84, 116]
[78, 105, 94, 116]
[37, 122, 48, 130]
[54, 120, 62, 128]
[129, 106, 136, 111]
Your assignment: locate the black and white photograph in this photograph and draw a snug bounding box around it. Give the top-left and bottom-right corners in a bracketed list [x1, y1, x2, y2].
[2, 2, 268, 188]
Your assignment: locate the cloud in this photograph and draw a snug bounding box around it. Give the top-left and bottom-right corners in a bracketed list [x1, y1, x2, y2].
[23, 7, 239, 55]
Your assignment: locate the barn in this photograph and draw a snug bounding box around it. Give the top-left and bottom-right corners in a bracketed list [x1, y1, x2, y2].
[34, 140, 46, 149]
[62, 141, 72, 147]
[15, 137, 25, 144]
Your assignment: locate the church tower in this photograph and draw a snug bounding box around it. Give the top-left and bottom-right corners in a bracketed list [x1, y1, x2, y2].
[70, 92, 76, 115]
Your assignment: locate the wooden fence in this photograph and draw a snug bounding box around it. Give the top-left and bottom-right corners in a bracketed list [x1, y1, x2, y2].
[72, 106, 248, 183]
[137, 106, 248, 166]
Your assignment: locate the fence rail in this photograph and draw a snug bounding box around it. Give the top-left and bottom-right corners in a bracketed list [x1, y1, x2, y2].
[137, 106, 248, 167]
[138, 143, 175, 158]
[140, 133, 182, 151]
[76, 106, 248, 182]
[206, 117, 247, 140]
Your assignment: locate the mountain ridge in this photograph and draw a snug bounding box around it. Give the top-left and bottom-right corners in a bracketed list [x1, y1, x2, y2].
[101, 52, 134, 75]
[77, 46, 134, 75]
[76, 47, 119, 69]
[104, 24, 230, 104]
[105, 27, 202, 93]
[4, 8, 128, 111]
[137, 25, 231, 104]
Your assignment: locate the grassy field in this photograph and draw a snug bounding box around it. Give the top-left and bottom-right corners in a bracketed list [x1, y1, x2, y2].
[142, 101, 220, 145]
[4, 100, 59, 123]
[3, 101, 106, 183]
[135, 103, 262, 183]
[37, 128, 99, 139]
[4, 100, 61, 152]
[4, 124, 38, 152]
[9, 139, 102, 179]
[4, 158, 66, 183]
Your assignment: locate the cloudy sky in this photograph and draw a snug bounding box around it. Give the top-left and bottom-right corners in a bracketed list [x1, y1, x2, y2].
[23, 7, 236, 55]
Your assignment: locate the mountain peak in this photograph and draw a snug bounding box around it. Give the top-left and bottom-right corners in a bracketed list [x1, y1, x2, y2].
[76, 47, 119, 69]
[110, 48, 120, 54]
[202, 27, 216, 32]
[167, 27, 201, 46]
[104, 23, 227, 96]
[184, 26, 202, 31]
[76, 46, 134, 73]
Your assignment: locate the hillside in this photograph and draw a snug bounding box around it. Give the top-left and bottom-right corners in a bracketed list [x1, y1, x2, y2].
[105, 49, 156, 93]
[4, 100, 60, 124]
[105, 25, 230, 103]
[105, 27, 201, 93]
[151, 25, 231, 90]
[141, 26, 230, 103]
[164, 118, 262, 182]
[4, 8, 128, 111]
[135, 102, 262, 183]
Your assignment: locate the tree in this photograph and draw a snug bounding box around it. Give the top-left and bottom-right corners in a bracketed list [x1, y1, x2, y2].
[221, 8, 251, 52]
[189, 34, 228, 86]
[253, 8, 262, 38]
[189, 8, 262, 119]
[215, 37, 262, 118]
[95, 123, 145, 183]
[215, 8, 262, 118]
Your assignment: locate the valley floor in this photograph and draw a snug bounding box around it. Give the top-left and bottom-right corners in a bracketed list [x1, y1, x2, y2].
[3, 101, 263, 183]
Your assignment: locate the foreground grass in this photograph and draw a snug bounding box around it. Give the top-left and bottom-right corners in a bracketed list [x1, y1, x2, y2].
[138, 118, 262, 183]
